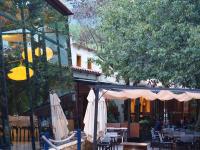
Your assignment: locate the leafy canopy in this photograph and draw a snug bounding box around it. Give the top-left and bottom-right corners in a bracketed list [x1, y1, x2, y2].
[97, 0, 200, 87]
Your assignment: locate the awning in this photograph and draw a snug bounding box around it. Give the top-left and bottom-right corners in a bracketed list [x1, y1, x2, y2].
[102, 89, 200, 101]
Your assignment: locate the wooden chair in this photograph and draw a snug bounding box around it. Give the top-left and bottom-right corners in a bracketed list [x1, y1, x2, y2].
[130, 123, 139, 138]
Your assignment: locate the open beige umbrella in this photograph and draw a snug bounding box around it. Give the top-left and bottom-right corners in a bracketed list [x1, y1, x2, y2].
[50, 93, 69, 140]
[83, 89, 107, 142]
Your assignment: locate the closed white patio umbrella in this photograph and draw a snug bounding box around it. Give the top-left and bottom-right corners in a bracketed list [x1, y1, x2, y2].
[84, 89, 107, 142]
[98, 91, 107, 138]
[50, 93, 69, 140]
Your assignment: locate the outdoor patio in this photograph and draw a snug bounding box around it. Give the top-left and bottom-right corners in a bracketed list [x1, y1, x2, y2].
[11, 142, 40, 150]
[1, 0, 200, 150]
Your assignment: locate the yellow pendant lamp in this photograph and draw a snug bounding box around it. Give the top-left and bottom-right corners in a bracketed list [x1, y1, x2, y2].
[2, 34, 24, 42]
[7, 65, 34, 81]
[22, 47, 53, 62]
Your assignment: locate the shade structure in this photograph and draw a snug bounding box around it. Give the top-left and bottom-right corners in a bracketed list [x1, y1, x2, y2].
[103, 89, 200, 102]
[84, 89, 107, 142]
[22, 47, 53, 62]
[50, 93, 69, 140]
[7, 66, 34, 81]
[123, 89, 157, 100]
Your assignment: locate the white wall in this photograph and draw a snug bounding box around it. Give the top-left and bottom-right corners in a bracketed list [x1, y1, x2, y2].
[71, 43, 101, 72]
[71, 43, 125, 122]
[71, 43, 125, 84]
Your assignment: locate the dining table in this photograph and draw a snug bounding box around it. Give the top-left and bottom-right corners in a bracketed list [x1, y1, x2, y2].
[106, 127, 128, 143]
[163, 130, 200, 143]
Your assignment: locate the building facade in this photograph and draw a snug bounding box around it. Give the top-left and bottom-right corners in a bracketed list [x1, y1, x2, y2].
[70, 41, 196, 130]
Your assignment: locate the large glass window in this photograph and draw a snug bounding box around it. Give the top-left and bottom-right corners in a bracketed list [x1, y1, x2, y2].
[0, 0, 73, 123]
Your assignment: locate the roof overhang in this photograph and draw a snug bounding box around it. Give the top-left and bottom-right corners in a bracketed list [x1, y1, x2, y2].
[45, 0, 73, 16]
[72, 66, 101, 76]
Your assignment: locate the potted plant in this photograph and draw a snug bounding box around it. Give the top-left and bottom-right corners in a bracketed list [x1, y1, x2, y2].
[139, 119, 151, 141]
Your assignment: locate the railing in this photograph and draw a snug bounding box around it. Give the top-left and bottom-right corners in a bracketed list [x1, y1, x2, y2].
[10, 126, 39, 142]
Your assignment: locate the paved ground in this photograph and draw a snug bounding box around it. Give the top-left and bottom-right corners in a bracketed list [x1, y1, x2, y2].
[11, 142, 40, 150]
[10, 142, 162, 150]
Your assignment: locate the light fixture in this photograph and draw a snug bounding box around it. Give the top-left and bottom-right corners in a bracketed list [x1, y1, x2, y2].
[2, 34, 24, 42]
[22, 47, 53, 62]
[7, 65, 34, 81]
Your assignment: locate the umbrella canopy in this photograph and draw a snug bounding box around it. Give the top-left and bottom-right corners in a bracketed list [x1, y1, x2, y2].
[50, 93, 69, 140]
[7, 65, 34, 81]
[84, 89, 107, 142]
[22, 47, 54, 62]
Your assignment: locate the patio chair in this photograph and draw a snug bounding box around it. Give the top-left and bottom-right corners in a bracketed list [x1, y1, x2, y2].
[150, 128, 160, 149]
[97, 136, 113, 150]
[175, 135, 195, 150]
[42, 132, 84, 150]
[105, 132, 120, 149]
[158, 132, 174, 150]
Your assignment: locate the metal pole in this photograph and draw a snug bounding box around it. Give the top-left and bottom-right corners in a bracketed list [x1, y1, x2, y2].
[20, 1, 35, 149]
[76, 82, 81, 150]
[41, 22, 49, 101]
[0, 25, 11, 150]
[65, 17, 72, 67]
[30, 31, 39, 108]
[127, 99, 131, 138]
[55, 23, 62, 76]
[93, 87, 99, 150]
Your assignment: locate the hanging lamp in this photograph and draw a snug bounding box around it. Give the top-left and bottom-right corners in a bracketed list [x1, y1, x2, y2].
[22, 47, 53, 62]
[7, 65, 34, 81]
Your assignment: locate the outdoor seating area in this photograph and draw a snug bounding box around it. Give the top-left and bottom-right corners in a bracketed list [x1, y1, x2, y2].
[151, 127, 200, 150]
[106, 123, 128, 143]
[2, 1, 200, 150]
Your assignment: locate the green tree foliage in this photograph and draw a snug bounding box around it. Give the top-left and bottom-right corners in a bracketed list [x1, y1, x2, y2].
[69, 0, 105, 50]
[97, 0, 200, 128]
[97, 0, 200, 87]
[107, 101, 120, 123]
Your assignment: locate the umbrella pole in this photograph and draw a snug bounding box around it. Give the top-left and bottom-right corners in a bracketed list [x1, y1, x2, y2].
[76, 83, 81, 150]
[93, 87, 99, 150]
[127, 99, 131, 138]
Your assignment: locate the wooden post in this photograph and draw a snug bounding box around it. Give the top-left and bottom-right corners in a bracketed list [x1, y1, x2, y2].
[19, 128, 21, 142]
[23, 128, 25, 142]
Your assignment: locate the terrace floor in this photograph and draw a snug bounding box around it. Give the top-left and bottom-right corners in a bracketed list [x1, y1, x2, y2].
[9, 142, 162, 150]
[11, 142, 40, 150]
